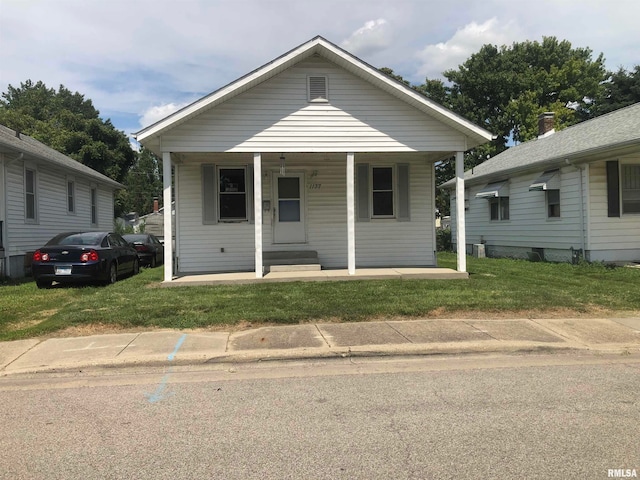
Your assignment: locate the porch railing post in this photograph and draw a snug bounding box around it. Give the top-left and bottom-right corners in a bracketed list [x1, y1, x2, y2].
[254, 152, 263, 278]
[455, 151, 466, 273]
[162, 152, 173, 282]
[347, 152, 356, 274]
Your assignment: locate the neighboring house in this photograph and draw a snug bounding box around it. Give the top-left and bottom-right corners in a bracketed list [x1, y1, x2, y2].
[138, 199, 176, 242]
[134, 36, 493, 282]
[442, 103, 640, 263]
[0, 124, 124, 278]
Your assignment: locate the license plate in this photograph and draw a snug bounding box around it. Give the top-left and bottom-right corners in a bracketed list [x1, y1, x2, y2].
[55, 266, 72, 275]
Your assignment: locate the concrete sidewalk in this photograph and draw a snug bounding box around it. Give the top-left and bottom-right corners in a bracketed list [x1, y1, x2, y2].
[2, 317, 640, 375]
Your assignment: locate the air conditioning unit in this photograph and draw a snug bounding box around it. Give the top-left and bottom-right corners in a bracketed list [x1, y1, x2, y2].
[473, 244, 485, 258]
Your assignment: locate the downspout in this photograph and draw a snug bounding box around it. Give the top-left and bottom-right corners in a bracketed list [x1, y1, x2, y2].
[566, 159, 586, 259]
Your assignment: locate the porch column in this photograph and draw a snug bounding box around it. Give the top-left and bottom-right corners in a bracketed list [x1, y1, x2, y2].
[254, 153, 263, 278]
[346, 152, 356, 275]
[455, 151, 467, 273]
[162, 152, 173, 282]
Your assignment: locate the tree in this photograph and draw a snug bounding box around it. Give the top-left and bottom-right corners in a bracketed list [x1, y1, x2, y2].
[429, 37, 607, 149]
[589, 65, 640, 117]
[119, 147, 163, 216]
[0, 80, 136, 215]
[419, 37, 608, 215]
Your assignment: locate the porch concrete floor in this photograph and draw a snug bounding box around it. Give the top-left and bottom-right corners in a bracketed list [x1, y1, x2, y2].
[162, 267, 468, 287]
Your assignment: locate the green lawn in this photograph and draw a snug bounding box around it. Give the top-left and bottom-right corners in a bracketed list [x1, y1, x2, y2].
[1, 252, 639, 341]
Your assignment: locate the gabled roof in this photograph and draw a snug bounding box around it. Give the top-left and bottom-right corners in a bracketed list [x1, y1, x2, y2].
[0, 124, 124, 189]
[443, 102, 640, 188]
[134, 35, 493, 147]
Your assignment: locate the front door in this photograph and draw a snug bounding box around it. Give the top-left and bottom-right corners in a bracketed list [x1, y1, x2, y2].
[274, 173, 306, 244]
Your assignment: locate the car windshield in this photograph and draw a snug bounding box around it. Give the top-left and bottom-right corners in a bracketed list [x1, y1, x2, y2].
[123, 234, 148, 242]
[49, 233, 103, 246]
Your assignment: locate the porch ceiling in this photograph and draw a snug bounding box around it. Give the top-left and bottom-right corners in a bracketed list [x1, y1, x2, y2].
[173, 151, 450, 164]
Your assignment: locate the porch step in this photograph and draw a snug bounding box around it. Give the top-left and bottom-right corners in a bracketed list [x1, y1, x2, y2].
[269, 264, 322, 273]
[263, 250, 320, 272]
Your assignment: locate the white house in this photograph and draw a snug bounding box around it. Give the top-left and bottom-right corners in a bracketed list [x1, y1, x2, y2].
[134, 36, 493, 283]
[0, 124, 124, 278]
[443, 103, 640, 263]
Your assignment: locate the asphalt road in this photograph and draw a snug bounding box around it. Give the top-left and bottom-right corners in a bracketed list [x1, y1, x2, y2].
[0, 353, 638, 480]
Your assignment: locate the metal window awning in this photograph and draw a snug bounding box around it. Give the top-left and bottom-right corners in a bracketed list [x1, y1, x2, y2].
[529, 170, 560, 191]
[475, 181, 510, 198]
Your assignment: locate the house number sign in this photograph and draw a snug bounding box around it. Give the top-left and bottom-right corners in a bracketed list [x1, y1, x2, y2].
[308, 170, 321, 189]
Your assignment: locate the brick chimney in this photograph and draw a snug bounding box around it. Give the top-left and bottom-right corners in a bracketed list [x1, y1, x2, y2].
[153, 197, 159, 213]
[538, 112, 555, 138]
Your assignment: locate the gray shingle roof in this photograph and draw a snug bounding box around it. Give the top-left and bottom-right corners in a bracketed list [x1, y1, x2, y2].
[442, 102, 640, 188]
[0, 124, 124, 189]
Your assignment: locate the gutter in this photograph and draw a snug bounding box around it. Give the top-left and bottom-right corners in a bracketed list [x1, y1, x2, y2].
[565, 159, 587, 256]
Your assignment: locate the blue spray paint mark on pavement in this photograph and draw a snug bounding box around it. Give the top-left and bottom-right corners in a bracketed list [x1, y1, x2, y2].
[168, 334, 187, 361]
[145, 334, 187, 403]
[145, 371, 175, 403]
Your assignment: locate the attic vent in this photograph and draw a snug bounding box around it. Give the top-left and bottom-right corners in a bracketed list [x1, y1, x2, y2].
[308, 76, 328, 102]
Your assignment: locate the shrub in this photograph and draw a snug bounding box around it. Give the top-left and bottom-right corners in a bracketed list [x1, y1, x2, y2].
[436, 228, 452, 251]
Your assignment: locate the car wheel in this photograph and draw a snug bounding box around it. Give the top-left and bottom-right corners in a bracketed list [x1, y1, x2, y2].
[133, 258, 140, 275]
[150, 255, 157, 268]
[105, 263, 117, 285]
[36, 279, 51, 289]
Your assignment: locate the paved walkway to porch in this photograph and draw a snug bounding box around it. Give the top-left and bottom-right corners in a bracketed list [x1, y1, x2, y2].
[163, 267, 468, 286]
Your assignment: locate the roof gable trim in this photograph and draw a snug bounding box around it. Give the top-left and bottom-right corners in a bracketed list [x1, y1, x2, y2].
[135, 36, 493, 145]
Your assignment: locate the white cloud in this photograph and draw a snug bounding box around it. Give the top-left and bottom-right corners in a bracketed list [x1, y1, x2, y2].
[2, 0, 639, 138]
[415, 17, 521, 80]
[341, 19, 391, 56]
[139, 103, 190, 129]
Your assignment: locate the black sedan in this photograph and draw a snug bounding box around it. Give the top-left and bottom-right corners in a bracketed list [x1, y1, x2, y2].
[32, 232, 140, 288]
[122, 233, 164, 267]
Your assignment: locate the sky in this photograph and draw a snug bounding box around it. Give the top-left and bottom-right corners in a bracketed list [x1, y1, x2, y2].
[1, 0, 639, 147]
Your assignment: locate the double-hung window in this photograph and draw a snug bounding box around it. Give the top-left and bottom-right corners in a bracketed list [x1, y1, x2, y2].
[621, 164, 640, 214]
[489, 197, 510, 221]
[25, 168, 37, 222]
[219, 167, 248, 221]
[477, 181, 509, 221]
[67, 180, 75, 214]
[372, 167, 394, 217]
[356, 163, 410, 222]
[546, 190, 560, 218]
[90, 187, 98, 226]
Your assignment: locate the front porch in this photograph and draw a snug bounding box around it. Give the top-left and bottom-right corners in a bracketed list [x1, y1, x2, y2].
[162, 267, 468, 287]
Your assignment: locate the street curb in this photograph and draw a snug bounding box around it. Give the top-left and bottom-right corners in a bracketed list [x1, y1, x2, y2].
[4, 341, 635, 376]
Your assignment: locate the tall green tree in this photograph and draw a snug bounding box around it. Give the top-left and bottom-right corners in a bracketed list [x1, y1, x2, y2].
[120, 147, 163, 215]
[419, 37, 608, 215]
[423, 37, 607, 152]
[0, 80, 136, 215]
[589, 65, 640, 117]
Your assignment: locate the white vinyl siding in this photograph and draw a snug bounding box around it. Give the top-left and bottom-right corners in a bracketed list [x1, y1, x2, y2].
[3, 157, 116, 258]
[453, 166, 583, 251]
[588, 157, 640, 257]
[175, 153, 435, 274]
[161, 57, 467, 154]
